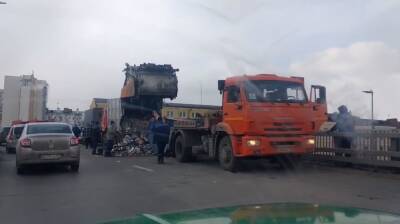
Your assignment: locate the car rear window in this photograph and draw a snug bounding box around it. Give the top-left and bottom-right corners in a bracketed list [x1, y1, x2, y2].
[14, 127, 24, 138]
[27, 124, 72, 134]
[2, 127, 10, 134]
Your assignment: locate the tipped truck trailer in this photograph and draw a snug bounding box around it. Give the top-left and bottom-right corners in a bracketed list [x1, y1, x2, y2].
[168, 74, 328, 171]
[120, 63, 178, 133]
[83, 108, 103, 128]
[82, 108, 103, 142]
[102, 98, 122, 131]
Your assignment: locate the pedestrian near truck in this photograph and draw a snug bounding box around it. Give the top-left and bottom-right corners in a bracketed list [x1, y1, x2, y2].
[91, 121, 101, 155]
[147, 116, 157, 154]
[105, 120, 118, 157]
[83, 126, 91, 149]
[334, 105, 355, 149]
[72, 124, 82, 138]
[151, 113, 170, 164]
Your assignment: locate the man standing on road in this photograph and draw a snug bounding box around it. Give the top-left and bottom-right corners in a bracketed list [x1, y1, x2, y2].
[83, 126, 91, 149]
[91, 121, 101, 155]
[148, 110, 161, 154]
[105, 120, 117, 157]
[72, 124, 81, 138]
[334, 105, 355, 149]
[147, 116, 156, 154]
[152, 113, 170, 164]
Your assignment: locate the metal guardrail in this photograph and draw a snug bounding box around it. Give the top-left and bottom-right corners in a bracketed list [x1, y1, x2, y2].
[313, 130, 400, 168]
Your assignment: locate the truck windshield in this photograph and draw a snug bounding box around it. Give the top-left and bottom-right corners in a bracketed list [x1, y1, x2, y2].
[244, 80, 307, 103]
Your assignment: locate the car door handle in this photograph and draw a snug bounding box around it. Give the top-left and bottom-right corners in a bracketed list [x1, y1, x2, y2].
[224, 113, 228, 116]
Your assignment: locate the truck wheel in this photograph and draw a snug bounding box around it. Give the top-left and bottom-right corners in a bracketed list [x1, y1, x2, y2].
[6, 147, 13, 154]
[174, 135, 192, 162]
[218, 136, 238, 172]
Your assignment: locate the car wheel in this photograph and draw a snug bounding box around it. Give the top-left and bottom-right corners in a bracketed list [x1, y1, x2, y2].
[17, 165, 25, 175]
[71, 163, 80, 172]
[218, 136, 238, 172]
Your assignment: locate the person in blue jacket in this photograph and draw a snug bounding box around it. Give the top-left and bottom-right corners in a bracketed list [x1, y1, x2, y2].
[151, 112, 170, 164]
[334, 105, 355, 149]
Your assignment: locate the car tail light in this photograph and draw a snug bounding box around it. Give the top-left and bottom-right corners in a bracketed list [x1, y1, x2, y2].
[20, 138, 31, 147]
[70, 137, 79, 146]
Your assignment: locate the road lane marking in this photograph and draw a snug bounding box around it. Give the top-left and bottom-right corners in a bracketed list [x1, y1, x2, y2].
[133, 165, 154, 172]
[143, 214, 171, 224]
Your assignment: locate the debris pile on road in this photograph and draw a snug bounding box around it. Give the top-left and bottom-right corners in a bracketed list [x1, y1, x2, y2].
[111, 133, 153, 157]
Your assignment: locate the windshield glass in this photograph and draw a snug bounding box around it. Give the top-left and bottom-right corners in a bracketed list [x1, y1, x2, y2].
[2, 127, 11, 134]
[14, 127, 24, 138]
[244, 81, 307, 103]
[27, 124, 72, 134]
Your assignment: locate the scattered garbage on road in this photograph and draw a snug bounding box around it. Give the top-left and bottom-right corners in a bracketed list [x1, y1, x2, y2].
[111, 133, 154, 157]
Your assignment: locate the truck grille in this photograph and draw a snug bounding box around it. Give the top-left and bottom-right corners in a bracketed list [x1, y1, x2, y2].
[265, 128, 302, 132]
[264, 122, 303, 132]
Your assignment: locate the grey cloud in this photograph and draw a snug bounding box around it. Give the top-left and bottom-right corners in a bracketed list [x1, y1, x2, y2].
[290, 41, 400, 119]
[1, 0, 399, 116]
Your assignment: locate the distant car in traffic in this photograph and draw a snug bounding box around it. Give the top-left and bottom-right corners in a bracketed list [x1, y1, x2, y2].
[15, 122, 80, 174]
[0, 126, 11, 145]
[5, 124, 25, 153]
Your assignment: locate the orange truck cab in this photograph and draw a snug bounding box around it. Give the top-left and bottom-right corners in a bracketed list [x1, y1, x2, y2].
[168, 74, 327, 171]
[218, 74, 327, 158]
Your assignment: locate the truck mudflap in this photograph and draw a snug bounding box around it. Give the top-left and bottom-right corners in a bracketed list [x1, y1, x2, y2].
[232, 135, 315, 157]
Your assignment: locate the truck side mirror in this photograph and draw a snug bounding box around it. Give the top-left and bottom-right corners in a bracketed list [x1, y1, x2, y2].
[218, 80, 225, 94]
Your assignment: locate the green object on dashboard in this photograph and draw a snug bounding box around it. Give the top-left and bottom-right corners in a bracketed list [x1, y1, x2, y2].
[100, 202, 400, 224]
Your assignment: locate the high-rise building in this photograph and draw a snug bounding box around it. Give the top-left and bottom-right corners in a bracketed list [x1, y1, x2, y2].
[45, 108, 84, 126]
[2, 76, 21, 126]
[0, 89, 3, 125]
[1, 74, 48, 126]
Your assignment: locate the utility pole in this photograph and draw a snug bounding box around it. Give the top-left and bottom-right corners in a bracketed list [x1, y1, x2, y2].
[362, 90, 374, 129]
[200, 82, 203, 105]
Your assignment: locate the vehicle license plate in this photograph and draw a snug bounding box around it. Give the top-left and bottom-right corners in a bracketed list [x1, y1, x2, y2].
[41, 154, 61, 160]
[275, 146, 293, 153]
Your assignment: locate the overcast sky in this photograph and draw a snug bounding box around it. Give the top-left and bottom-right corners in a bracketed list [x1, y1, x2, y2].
[1, 0, 399, 119]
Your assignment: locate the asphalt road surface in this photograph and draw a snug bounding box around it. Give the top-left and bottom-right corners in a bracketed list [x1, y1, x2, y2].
[1, 146, 400, 224]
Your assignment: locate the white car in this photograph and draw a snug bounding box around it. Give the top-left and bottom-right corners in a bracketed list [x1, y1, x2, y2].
[16, 122, 80, 174]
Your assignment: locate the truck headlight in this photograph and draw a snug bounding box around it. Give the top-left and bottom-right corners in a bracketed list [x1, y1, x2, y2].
[307, 139, 315, 145]
[247, 139, 260, 147]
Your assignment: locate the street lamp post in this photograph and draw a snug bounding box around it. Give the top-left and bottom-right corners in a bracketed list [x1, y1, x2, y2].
[362, 90, 374, 129]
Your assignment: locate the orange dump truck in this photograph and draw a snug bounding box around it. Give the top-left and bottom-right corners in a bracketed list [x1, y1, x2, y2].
[168, 74, 327, 171]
